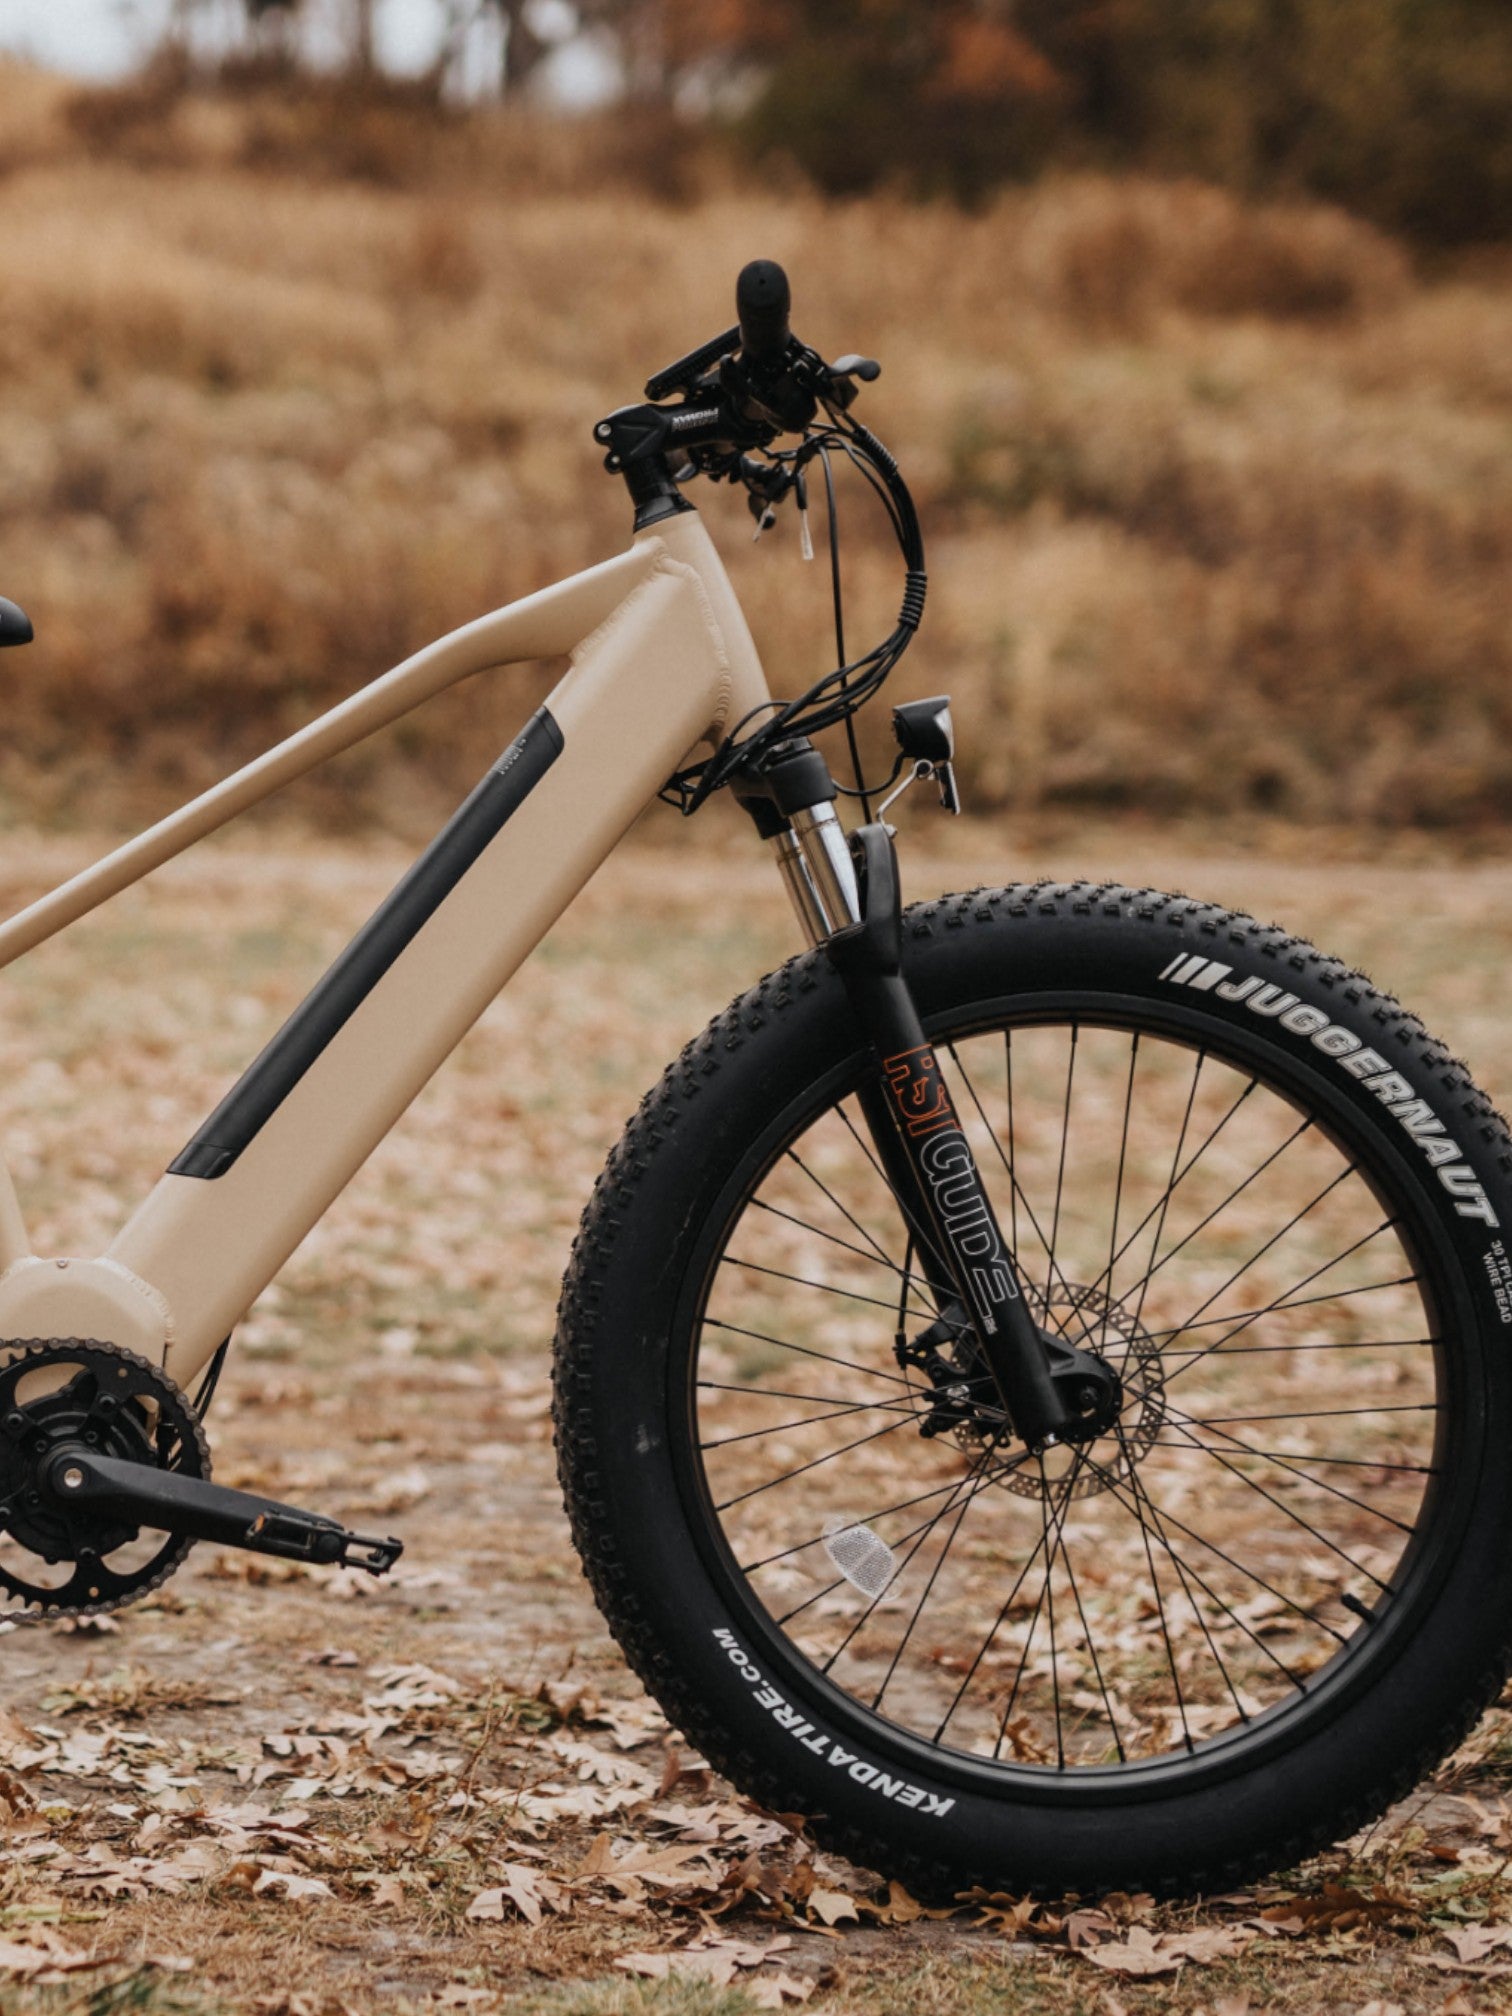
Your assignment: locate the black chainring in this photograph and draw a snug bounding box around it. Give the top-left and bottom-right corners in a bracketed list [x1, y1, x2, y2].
[0, 1339, 209, 1617]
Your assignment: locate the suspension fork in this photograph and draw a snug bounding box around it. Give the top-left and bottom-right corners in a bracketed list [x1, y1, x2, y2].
[736, 744, 1102, 1450]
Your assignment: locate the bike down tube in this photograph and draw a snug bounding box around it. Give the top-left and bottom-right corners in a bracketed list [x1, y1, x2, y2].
[754, 769, 1080, 1448]
[0, 510, 772, 1386]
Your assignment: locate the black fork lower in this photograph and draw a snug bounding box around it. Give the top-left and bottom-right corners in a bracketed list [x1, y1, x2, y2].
[827, 825, 1117, 1450]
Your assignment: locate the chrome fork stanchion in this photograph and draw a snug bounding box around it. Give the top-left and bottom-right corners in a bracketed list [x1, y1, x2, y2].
[773, 799, 861, 944]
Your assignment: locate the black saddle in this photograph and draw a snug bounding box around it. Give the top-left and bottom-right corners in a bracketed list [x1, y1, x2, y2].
[0, 597, 32, 646]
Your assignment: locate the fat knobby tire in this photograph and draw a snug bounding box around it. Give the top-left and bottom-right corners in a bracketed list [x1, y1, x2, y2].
[552, 882, 1512, 1896]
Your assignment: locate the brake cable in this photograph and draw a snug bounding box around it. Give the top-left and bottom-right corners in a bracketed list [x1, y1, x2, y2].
[818, 442, 874, 822]
[659, 404, 926, 815]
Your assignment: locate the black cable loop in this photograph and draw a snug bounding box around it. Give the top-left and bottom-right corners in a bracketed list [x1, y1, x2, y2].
[658, 402, 927, 815]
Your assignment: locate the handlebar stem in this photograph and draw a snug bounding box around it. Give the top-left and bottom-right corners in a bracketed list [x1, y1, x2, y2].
[594, 404, 696, 532]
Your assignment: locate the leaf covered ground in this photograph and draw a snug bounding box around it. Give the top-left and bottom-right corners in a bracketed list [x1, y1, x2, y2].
[3, 816, 1512, 2015]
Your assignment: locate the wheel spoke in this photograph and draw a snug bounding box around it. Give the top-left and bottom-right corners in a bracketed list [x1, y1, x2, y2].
[1141, 1442, 1435, 1474]
[699, 1394, 919, 1449]
[739, 1467, 1018, 1575]
[820, 1458, 995, 1675]
[869, 1472, 986, 1709]
[1137, 1162, 1358, 1354]
[1135, 1273, 1419, 1345]
[750, 1198, 924, 1287]
[1187, 1404, 1434, 1425]
[724, 1254, 931, 1318]
[1141, 1423, 1391, 1589]
[1100, 1033, 1140, 1347]
[774, 1480, 997, 1627]
[834, 1101, 953, 1290]
[1157, 1222, 1412, 1386]
[993, 1463, 1083, 1759]
[1126, 1453, 1254, 1732]
[1121, 1438, 1195, 1752]
[786, 1147, 909, 1273]
[703, 1317, 914, 1389]
[1044, 1025, 1079, 1311]
[1150, 1397, 1418, 1533]
[1075, 1443, 1310, 1690]
[933, 1466, 1076, 1742]
[1124, 1118, 1319, 1307]
[1056, 1497, 1128, 1763]
[949, 1043, 1082, 1326]
[714, 1414, 917, 1510]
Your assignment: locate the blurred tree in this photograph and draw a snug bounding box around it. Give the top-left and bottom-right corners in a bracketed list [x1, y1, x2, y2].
[243, 0, 302, 61]
[349, 0, 377, 74]
[728, 0, 1066, 201]
[1053, 0, 1512, 242]
[490, 0, 550, 96]
[649, 0, 1512, 236]
[125, 0, 1512, 238]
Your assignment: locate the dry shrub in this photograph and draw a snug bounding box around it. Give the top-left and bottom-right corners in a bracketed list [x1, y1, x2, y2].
[234, 85, 455, 188]
[63, 53, 193, 168]
[400, 201, 485, 305]
[1010, 177, 1411, 332]
[62, 66, 718, 206]
[0, 60, 75, 179]
[0, 191, 393, 392]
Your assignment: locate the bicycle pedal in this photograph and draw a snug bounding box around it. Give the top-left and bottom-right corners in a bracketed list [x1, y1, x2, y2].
[245, 1510, 402, 1573]
[41, 1447, 403, 1577]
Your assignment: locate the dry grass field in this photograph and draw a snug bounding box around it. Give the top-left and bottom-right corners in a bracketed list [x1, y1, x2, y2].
[0, 62, 1508, 829]
[4, 814, 1512, 2014]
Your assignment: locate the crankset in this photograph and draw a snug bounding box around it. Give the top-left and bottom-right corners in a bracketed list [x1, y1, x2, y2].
[0, 1340, 400, 1619]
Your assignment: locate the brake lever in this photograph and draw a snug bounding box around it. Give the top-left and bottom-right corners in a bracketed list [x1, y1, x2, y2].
[821, 354, 882, 411]
[737, 456, 814, 559]
[741, 455, 791, 540]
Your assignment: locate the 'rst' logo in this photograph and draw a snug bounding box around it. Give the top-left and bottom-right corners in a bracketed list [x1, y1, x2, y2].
[881, 1043, 953, 1136]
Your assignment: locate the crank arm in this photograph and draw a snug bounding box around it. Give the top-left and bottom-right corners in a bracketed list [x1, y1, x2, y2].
[827, 825, 1085, 1449]
[40, 1446, 402, 1574]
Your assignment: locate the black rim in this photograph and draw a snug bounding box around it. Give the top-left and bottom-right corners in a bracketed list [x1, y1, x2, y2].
[673, 990, 1478, 1801]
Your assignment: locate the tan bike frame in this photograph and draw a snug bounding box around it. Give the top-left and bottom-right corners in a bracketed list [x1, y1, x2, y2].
[0, 510, 774, 1390]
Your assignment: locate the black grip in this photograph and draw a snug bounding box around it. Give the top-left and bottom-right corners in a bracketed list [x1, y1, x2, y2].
[736, 258, 791, 365]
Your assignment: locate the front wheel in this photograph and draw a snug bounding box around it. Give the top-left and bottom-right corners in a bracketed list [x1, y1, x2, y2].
[553, 882, 1512, 1895]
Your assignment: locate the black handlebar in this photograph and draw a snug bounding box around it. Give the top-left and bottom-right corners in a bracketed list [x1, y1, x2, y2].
[599, 257, 882, 525]
[735, 259, 792, 367]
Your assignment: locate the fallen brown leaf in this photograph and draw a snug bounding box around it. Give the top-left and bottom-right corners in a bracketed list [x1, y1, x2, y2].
[806, 1885, 859, 1928]
[1082, 1927, 1183, 1979]
[1259, 1880, 1417, 1935]
[1443, 1924, 1512, 1964]
[1080, 1923, 1252, 1977]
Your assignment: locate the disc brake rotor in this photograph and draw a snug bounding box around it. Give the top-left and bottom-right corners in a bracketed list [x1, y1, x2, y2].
[946, 1284, 1167, 1500]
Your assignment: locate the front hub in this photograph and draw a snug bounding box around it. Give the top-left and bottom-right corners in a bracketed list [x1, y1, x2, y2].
[898, 1282, 1168, 1501]
[1041, 1326, 1124, 1443]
